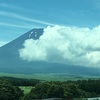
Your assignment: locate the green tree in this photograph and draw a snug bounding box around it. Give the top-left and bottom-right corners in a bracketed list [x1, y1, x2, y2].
[23, 82, 64, 99]
[0, 78, 23, 100]
[63, 83, 80, 99]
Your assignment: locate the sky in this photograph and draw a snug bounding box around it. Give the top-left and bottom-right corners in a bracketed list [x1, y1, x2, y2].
[0, 0, 100, 67]
[0, 0, 100, 46]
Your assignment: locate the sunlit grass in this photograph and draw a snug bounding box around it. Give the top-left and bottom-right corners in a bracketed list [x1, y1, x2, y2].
[19, 86, 33, 94]
[0, 72, 100, 81]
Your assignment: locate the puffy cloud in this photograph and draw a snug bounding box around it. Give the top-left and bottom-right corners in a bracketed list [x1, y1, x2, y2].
[19, 25, 100, 67]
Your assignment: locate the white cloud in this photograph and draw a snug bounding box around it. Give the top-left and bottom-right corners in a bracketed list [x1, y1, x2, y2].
[87, 51, 100, 64]
[0, 11, 55, 26]
[19, 25, 100, 67]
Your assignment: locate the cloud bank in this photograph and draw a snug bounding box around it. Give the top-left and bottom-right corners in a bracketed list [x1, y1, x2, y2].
[19, 25, 100, 67]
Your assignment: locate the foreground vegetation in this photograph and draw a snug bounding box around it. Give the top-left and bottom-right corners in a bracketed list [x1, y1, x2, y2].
[0, 78, 23, 100]
[1, 77, 100, 100]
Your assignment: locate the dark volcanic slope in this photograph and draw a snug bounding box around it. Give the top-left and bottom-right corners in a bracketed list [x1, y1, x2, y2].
[0, 28, 100, 75]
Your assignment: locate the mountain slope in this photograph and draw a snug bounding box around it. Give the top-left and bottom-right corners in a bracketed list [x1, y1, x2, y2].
[0, 28, 100, 75]
[0, 28, 43, 73]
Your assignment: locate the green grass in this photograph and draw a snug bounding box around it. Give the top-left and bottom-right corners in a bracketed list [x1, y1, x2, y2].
[19, 86, 33, 94]
[0, 72, 100, 81]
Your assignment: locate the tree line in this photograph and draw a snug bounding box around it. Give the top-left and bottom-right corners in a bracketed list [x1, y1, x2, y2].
[1, 77, 100, 100]
[1, 76, 40, 86]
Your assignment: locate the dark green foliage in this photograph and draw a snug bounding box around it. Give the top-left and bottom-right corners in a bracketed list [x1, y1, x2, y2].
[1, 77, 100, 100]
[26, 82, 64, 99]
[1, 76, 40, 86]
[0, 78, 24, 100]
[69, 79, 100, 97]
[23, 82, 81, 99]
[23, 79, 100, 99]
[63, 83, 80, 99]
[78, 79, 100, 95]
[64, 79, 100, 98]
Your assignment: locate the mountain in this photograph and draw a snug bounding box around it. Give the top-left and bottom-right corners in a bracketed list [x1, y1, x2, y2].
[0, 28, 100, 76]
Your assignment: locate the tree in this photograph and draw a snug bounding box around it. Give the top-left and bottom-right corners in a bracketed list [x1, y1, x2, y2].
[23, 82, 81, 100]
[23, 82, 64, 99]
[63, 83, 80, 99]
[0, 78, 23, 100]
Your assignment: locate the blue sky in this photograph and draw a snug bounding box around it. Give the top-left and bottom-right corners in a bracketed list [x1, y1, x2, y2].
[0, 0, 100, 46]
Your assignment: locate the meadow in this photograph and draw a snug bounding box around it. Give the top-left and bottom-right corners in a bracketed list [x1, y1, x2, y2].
[0, 72, 100, 81]
[19, 86, 33, 94]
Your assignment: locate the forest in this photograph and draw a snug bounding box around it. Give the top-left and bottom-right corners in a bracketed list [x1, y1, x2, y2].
[0, 77, 100, 100]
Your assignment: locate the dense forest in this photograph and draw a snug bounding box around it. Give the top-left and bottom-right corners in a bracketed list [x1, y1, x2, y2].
[1, 76, 40, 86]
[1, 77, 100, 100]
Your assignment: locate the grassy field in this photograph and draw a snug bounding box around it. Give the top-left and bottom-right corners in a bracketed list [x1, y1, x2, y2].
[0, 72, 100, 81]
[19, 86, 33, 94]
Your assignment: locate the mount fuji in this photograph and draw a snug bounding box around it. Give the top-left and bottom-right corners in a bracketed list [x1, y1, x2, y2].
[0, 28, 100, 76]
